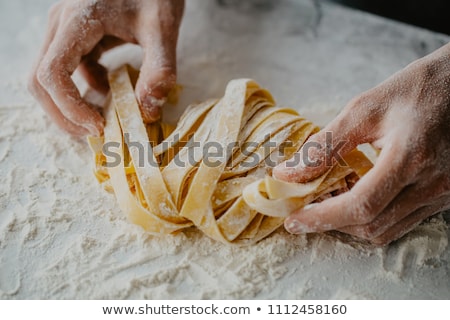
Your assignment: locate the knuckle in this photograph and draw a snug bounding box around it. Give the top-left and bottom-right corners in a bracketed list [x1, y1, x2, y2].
[350, 225, 376, 241]
[347, 92, 376, 113]
[370, 236, 390, 246]
[36, 60, 58, 88]
[155, 67, 177, 86]
[36, 64, 51, 88]
[302, 146, 325, 168]
[349, 195, 378, 225]
[343, 221, 383, 242]
[139, 67, 177, 98]
[345, 90, 381, 123]
[359, 224, 380, 240]
[27, 73, 39, 96]
[348, 93, 369, 109]
[431, 175, 450, 197]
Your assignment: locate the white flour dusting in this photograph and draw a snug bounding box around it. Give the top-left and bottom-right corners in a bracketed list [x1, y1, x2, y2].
[0, 0, 449, 299]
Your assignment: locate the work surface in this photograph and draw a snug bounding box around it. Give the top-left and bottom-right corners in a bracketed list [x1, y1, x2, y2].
[1, 0, 449, 299]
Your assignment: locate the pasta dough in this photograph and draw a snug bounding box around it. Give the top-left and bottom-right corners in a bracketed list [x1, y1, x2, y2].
[88, 66, 373, 245]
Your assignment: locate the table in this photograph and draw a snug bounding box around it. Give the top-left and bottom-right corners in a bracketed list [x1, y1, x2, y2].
[0, 0, 449, 299]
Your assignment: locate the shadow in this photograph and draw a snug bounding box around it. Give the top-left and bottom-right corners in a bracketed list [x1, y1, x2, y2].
[327, 0, 450, 35]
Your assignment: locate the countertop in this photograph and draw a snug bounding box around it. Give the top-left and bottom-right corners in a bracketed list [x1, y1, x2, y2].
[0, 0, 449, 299]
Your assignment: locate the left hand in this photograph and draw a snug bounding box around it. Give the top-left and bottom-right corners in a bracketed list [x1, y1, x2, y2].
[273, 43, 450, 245]
[28, 0, 184, 136]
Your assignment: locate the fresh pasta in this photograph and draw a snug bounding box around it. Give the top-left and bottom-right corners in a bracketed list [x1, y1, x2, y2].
[88, 66, 373, 245]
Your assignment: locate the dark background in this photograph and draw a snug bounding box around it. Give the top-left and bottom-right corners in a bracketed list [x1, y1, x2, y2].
[327, 0, 450, 35]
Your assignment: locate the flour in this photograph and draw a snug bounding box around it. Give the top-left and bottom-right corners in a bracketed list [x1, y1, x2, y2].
[1, 97, 449, 299]
[1, 0, 450, 299]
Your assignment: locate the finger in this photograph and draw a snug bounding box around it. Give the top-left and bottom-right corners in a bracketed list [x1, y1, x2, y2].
[31, 79, 90, 136]
[134, 1, 184, 122]
[78, 36, 125, 94]
[338, 183, 423, 240]
[370, 204, 444, 246]
[339, 171, 450, 240]
[273, 94, 381, 183]
[28, 3, 89, 136]
[284, 144, 408, 234]
[78, 56, 109, 94]
[136, 56, 176, 122]
[36, 10, 105, 136]
[29, 2, 61, 90]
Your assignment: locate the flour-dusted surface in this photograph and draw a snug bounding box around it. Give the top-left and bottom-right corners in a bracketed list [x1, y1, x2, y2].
[1, 0, 449, 299]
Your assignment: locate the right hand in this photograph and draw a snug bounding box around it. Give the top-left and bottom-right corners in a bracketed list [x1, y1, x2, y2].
[28, 0, 185, 136]
[273, 43, 450, 245]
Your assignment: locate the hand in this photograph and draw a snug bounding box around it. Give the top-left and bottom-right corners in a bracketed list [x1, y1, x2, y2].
[273, 43, 450, 245]
[28, 0, 184, 136]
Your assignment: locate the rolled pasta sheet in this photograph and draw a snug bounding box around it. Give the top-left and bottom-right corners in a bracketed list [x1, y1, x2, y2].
[88, 66, 373, 245]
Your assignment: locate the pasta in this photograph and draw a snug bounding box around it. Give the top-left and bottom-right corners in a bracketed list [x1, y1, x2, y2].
[88, 66, 373, 245]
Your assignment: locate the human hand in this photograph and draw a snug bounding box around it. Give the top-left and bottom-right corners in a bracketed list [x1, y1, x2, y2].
[28, 0, 184, 136]
[273, 43, 450, 245]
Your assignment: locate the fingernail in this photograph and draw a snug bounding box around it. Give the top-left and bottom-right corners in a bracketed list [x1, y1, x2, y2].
[272, 154, 309, 181]
[143, 95, 166, 109]
[84, 123, 101, 137]
[272, 163, 291, 180]
[285, 219, 312, 234]
[302, 203, 316, 211]
[142, 95, 166, 122]
[141, 106, 162, 122]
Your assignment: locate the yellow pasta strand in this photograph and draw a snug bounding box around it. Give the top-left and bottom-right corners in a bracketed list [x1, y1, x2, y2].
[88, 66, 373, 245]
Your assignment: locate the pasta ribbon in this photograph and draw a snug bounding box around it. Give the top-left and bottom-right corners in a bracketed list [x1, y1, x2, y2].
[88, 66, 373, 244]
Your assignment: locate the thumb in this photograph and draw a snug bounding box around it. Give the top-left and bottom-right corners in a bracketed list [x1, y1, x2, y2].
[273, 95, 376, 183]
